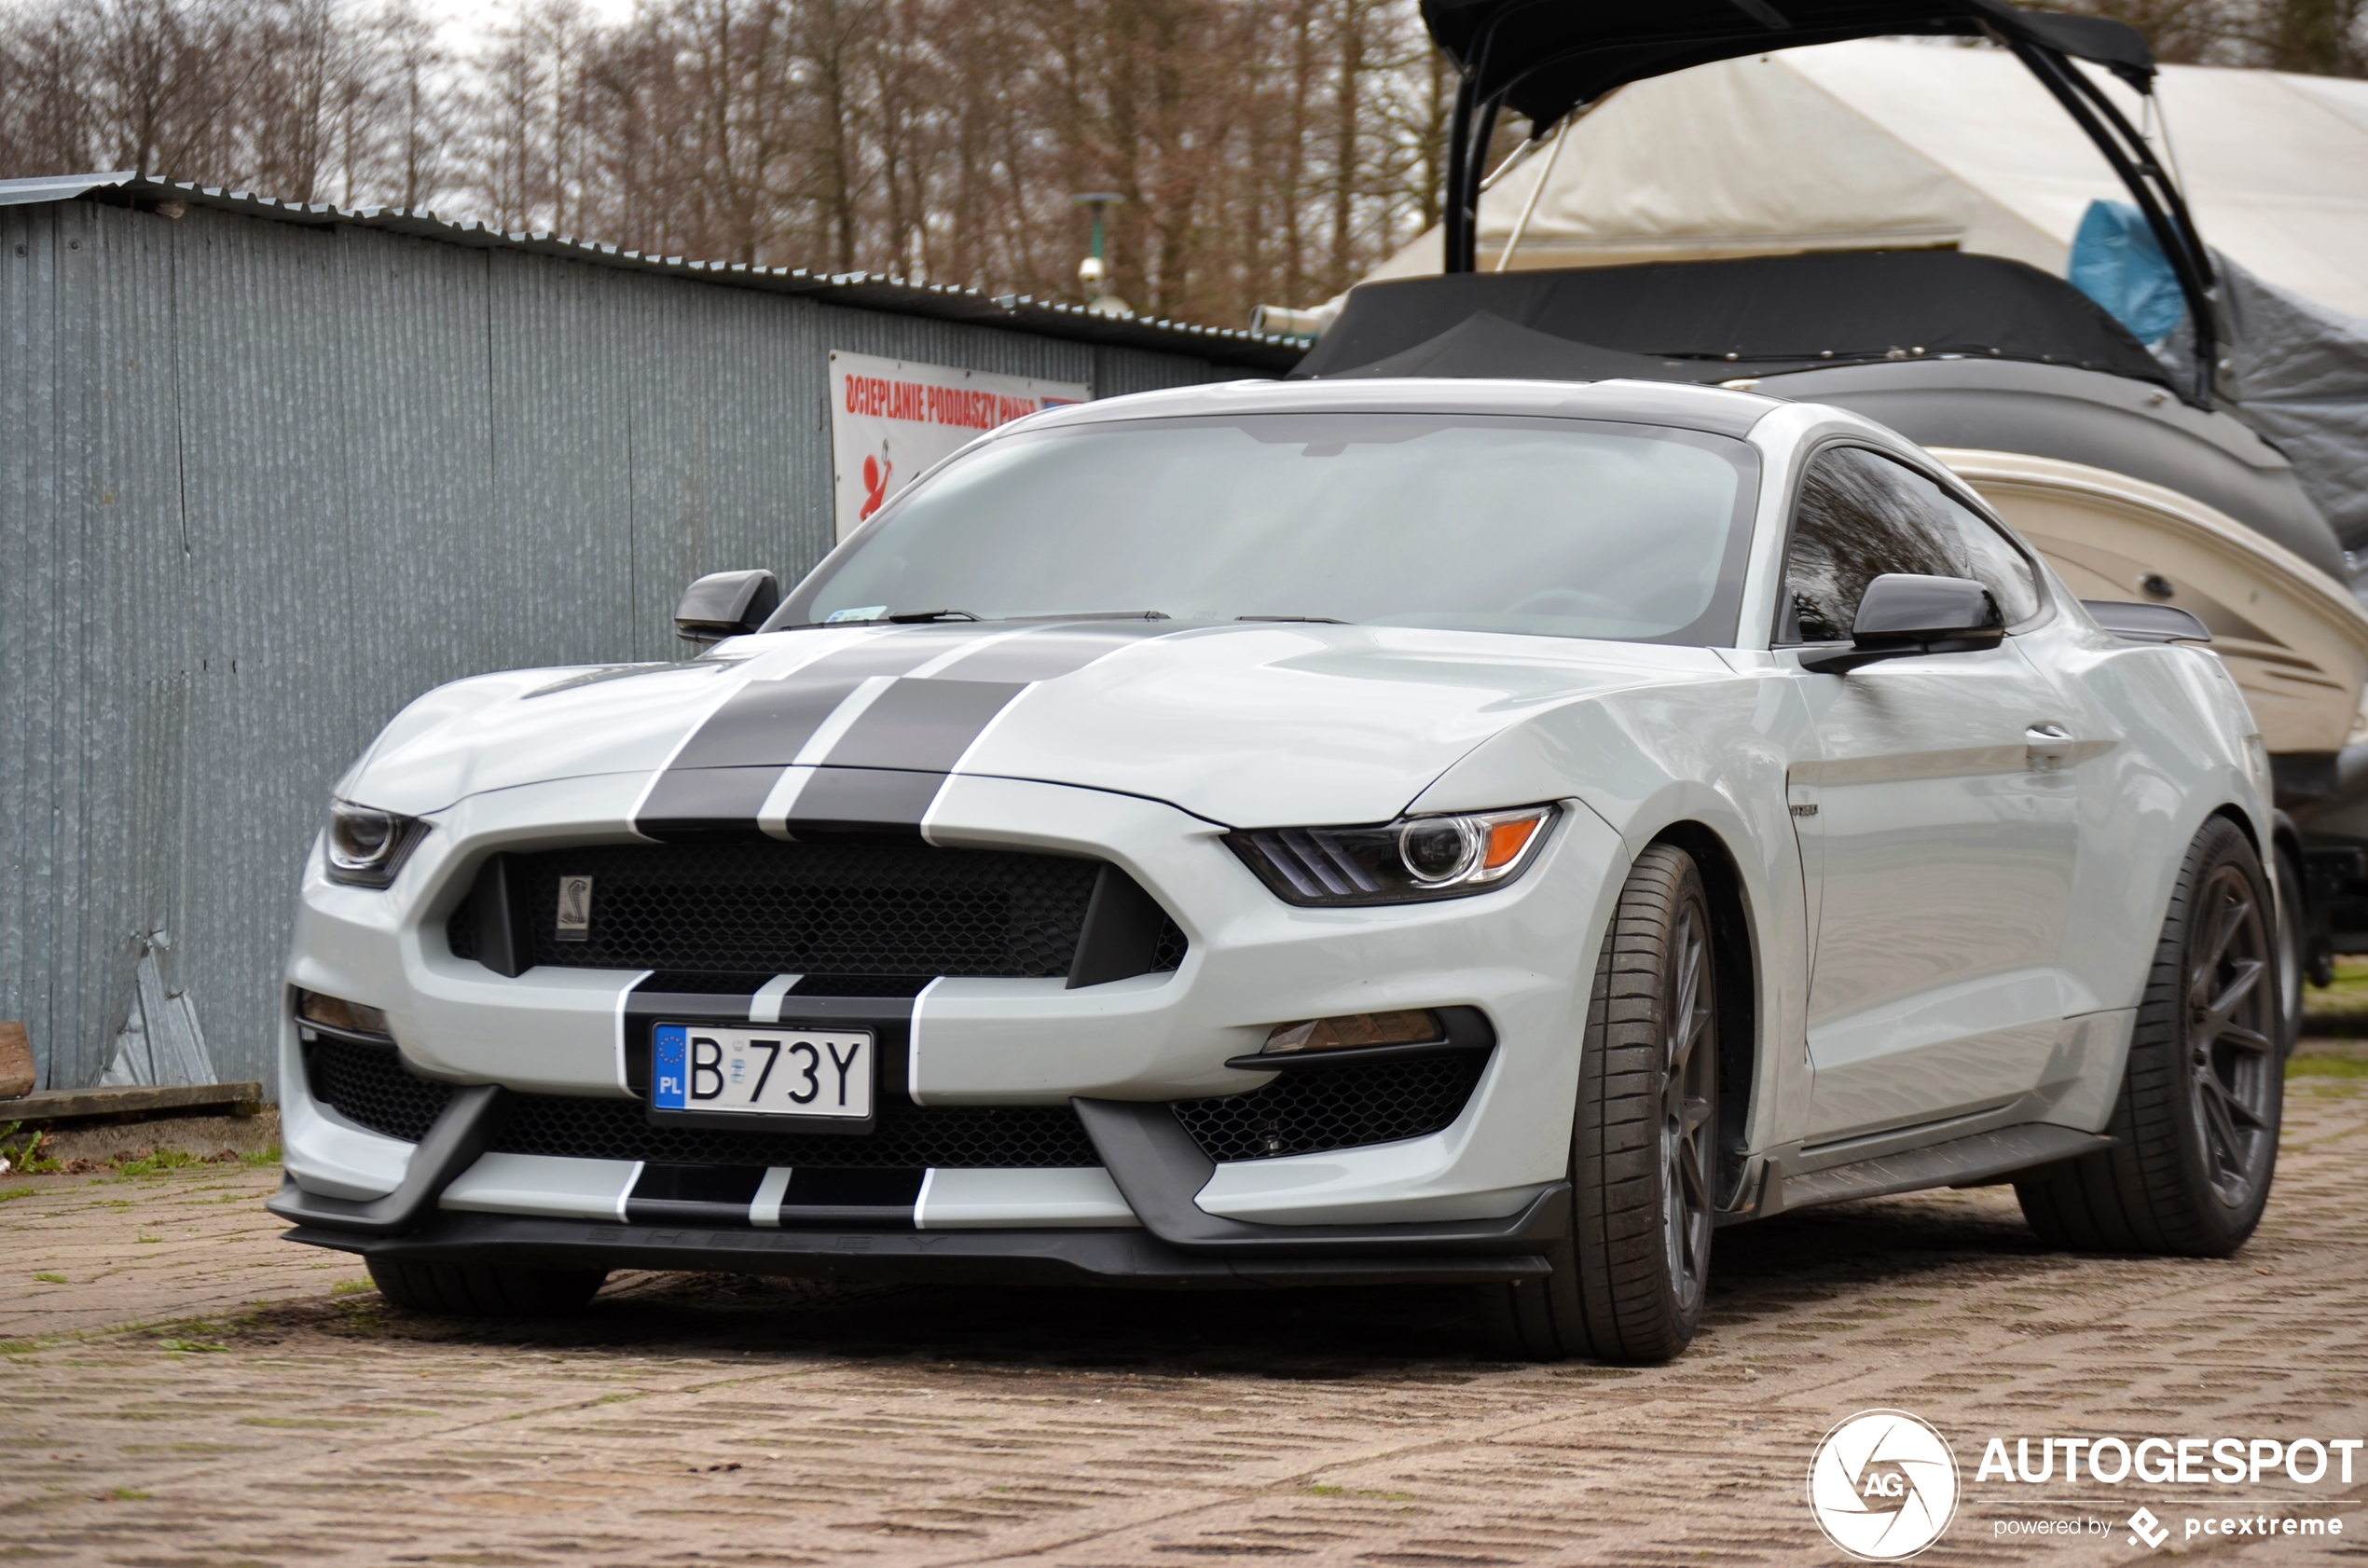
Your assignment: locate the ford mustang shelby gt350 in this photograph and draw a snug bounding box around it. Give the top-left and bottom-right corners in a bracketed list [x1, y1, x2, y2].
[272, 377, 2285, 1362]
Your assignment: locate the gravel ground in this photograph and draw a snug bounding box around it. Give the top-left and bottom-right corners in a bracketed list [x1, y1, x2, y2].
[1, 1069, 2362, 1566]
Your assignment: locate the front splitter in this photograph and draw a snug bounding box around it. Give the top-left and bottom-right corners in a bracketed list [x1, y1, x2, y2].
[284, 1211, 1551, 1290]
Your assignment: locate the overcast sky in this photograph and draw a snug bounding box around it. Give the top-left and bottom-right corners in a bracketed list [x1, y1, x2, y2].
[416, 0, 640, 54]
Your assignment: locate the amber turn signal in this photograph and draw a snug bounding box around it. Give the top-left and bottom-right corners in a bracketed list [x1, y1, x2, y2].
[1263, 1009, 1444, 1054]
[297, 989, 392, 1038]
[1483, 815, 1542, 870]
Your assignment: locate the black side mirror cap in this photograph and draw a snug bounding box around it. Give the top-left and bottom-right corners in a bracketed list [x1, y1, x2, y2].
[2082, 599, 2210, 643]
[674, 570, 780, 644]
[1800, 573, 2002, 674]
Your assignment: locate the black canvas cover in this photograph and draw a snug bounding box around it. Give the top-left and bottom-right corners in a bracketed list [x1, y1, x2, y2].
[1291, 252, 2176, 391]
[1423, 1, 2155, 128]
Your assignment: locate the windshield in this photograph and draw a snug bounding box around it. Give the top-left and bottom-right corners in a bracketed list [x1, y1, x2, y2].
[780, 412, 1760, 644]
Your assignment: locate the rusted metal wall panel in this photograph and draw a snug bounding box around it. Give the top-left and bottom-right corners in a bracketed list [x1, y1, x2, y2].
[0, 198, 1233, 1098]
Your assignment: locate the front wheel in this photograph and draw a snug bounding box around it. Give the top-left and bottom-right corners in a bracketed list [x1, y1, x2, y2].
[1485, 843, 1719, 1363]
[2016, 816, 2281, 1257]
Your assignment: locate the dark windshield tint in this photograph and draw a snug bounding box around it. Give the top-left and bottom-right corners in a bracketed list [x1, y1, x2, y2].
[781, 413, 1760, 645]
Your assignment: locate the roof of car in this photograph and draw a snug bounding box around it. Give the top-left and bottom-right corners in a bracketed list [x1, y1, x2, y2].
[1025, 374, 1783, 440]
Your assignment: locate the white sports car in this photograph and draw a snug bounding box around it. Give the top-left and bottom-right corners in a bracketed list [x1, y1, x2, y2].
[273, 378, 2284, 1362]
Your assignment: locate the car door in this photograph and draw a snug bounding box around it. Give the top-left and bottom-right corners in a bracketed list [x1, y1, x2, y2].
[1782, 445, 2083, 1143]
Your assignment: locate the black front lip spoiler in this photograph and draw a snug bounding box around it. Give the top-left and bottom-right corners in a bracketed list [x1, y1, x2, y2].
[272, 1072, 1568, 1286]
[287, 1211, 1552, 1289]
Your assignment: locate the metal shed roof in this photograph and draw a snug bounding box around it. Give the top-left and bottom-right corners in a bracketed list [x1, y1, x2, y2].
[0, 171, 1309, 374]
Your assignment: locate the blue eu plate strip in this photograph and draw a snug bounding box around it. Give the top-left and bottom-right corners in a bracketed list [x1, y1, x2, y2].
[653, 1024, 688, 1109]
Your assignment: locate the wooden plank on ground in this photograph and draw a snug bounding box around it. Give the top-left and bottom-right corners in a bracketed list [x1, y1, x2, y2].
[1, 1082, 266, 1122]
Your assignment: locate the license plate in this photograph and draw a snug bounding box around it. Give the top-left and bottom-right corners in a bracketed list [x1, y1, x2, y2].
[651, 1024, 874, 1121]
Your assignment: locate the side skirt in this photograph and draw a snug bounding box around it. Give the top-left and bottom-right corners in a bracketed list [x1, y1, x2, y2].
[1731, 1122, 2112, 1222]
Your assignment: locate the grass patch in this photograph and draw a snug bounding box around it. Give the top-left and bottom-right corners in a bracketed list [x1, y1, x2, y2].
[0, 1187, 39, 1204]
[2305, 955, 2368, 1011]
[103, 1489, 152, 1501]
[2290, 1055, 2368, 1079]
[157, 1338, 227, 1354]
[240, 1146, 282, 1168]
[0, 1122, 60, 1176]
[33, 1272, 65, 1284]
[114, 1149, 205, 1178]
[330, 1278, 376, 1296]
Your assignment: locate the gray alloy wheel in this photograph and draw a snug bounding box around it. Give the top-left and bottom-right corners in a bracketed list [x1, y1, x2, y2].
[1485, 843, 1718, 1363]
[2016, 816, 2281, 1257]
[367, 1259, 610, 1317]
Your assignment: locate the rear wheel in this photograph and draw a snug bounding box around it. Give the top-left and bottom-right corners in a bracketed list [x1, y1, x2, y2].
[1486, 844, 1718, 1363]
[366, 1258, 609, 1316]
[2016, 817, 2281, 1257]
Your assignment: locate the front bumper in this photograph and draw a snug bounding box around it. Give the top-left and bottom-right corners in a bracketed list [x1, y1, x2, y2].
[282, 771, 1627, 1237]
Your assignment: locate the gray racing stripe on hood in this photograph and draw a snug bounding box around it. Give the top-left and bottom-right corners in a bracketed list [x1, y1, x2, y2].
[642, 621, 1182, 842]
[634, 629, 990, 841]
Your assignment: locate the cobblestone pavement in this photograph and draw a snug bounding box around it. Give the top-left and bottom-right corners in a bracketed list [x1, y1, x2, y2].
[3, 1072, 2363, 1567]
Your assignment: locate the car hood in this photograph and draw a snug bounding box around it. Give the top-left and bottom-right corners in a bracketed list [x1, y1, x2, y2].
[347, 622, 1729, 828]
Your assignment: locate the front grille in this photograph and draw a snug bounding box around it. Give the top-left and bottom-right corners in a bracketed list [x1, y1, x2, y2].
[305, 1036, 1099, 1168]
[448, 842, 1183, 980]
[1172, 1052, 1490, 1162]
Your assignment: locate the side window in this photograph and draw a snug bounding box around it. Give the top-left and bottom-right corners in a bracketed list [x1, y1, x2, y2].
[1781, 447, 2040, 641]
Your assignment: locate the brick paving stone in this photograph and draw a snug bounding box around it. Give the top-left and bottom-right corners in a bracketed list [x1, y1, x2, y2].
[1, 1080, 2362, 1566]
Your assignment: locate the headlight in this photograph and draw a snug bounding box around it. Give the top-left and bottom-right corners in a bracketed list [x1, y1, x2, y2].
[1226, 805, 1556, 907]
[324, 799, 428, 887]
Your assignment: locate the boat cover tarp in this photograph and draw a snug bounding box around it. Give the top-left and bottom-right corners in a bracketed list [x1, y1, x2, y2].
[1293, 251, 2172, 387]
[2174, 257, 2368, 555]
[1325, 42, 2368, 323]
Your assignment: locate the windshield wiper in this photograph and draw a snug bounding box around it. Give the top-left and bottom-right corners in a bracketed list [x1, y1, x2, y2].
[1237, 614, 1348, 625]
[886, 608, 981, 623]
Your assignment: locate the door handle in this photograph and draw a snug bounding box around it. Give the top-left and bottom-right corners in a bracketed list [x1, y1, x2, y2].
[2026, 723, 2074, 772]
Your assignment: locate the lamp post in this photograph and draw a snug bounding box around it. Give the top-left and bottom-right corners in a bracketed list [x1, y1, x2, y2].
[1070, 192, 1130, 317]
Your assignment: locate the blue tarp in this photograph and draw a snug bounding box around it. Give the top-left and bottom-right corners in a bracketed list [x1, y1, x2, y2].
[2069, 199, 2187, 347]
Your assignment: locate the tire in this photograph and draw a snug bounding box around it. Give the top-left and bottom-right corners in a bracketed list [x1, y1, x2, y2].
[2015, 816, 2282, 1258]
[366, 1258, 609, 1317]
[1485, 844, 1719, 1363]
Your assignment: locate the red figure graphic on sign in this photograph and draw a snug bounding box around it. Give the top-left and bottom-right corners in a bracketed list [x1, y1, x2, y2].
[860, 447, 893, 520]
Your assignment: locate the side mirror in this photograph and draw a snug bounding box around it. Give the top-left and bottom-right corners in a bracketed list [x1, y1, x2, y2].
[674, 570, 779, 644]
[1800, 573, 2002, 674]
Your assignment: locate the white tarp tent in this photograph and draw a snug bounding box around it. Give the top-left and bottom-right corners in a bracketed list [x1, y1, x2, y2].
[1282, 40, 2368, 324]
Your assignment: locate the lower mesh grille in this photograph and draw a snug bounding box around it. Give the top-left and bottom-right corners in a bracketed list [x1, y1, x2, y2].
[306, 1037, 452, 1143]
[304, 1037, 1099, 1168]
[307, 1037, 1482, 1175]
[493, 1092, 1099, 1168]
[1171, 1052, 1490, 1162]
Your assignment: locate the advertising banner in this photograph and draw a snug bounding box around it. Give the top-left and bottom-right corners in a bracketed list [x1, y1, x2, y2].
[828, 351, 1089, 542]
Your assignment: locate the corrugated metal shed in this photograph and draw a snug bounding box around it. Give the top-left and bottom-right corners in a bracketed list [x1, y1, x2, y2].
[0, 173, 1303, 1099]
